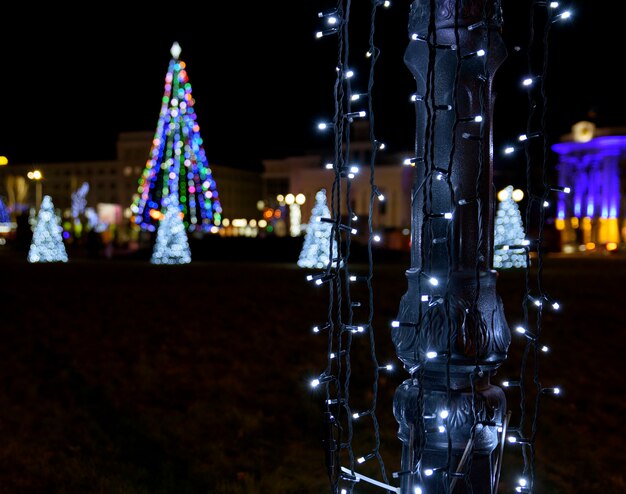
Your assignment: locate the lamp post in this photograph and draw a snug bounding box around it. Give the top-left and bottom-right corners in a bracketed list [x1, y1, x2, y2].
[392, 1, 511, 493]
[27, 169, 43, 210]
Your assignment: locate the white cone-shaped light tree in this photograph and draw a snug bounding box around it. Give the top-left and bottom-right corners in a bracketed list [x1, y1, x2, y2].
[28, 195, 68, 263]
[150, 196, 192, 265]
[297, 188, 342, 269]
[494, 185, 527, 269]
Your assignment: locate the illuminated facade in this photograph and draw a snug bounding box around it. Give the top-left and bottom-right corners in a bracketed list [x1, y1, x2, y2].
[261, 121, 413, 249]
[552, 125, 626, 253]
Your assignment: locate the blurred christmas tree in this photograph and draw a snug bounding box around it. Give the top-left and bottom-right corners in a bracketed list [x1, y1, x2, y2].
[494, 185, 527, 269]
[28, 195, 68, 263]
[131, 41, 222, 234]
[297, 189, 341, 269]
[151, 196, 192, 265]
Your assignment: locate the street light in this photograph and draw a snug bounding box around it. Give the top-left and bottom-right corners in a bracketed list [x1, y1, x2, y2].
[27, 169, 43, 210]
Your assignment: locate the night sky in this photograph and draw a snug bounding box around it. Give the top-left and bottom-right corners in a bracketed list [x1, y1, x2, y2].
[1, 2, 624, 172]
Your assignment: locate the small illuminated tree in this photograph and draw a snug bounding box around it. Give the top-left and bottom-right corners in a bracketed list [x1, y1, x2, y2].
[494, 185, 527, 269]
[297, 189, 341, 269]
[28, 195, 68, 263]
[151, 196, 192, 265]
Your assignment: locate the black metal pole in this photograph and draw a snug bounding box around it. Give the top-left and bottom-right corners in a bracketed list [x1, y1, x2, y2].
[392, 1, 510, 493]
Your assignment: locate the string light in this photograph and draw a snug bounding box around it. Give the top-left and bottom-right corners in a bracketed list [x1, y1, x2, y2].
[315, 28, 339, 39]
[514, 326, 537, 341]
[312, 323, 330, 333]
[551, 10, 572, 23]
[461, 48, 486, 59]
[317, 121, 334, 131]
[549, 185, 571, 194]
[342, 323, 365, 334]
[541, 387, 561, 395]
[391, 320, 418, 328]
[311, 373, 335, 388]
[522, 76, 541, 87]
[356, 452, 376, 464]
[459, 115, 484, 122]
[310, 3, 397, 492]
[518, 131, 541, 142]
[421, 272, 439, 286]
[507, 435, 532, 445]
[502, 381, 520, 388]
[345, 110, 367, 120]
[349, 275, 368, 282]
[499, 2, 571, 490]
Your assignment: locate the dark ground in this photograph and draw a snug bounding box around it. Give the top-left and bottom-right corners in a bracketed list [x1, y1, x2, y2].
[0, 238, 624, 493]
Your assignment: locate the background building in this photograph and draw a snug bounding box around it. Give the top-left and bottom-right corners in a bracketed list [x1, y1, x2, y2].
[0, 132, 262, 243]
[552, 121, 626, 253]
[261, 121, 413, 249]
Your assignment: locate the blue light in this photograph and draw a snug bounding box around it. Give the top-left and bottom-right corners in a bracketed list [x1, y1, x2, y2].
[552, 135, 626, 221]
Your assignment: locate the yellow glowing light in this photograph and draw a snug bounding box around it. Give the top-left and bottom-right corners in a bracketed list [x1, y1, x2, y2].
[572, 120, 595, 143]
[222, 218, 230, 227]
[276, 194, 285, 203]
[232, 219, 247, 228]
[512, 189, 524, 202]
[497, 188, 510, 202]
[555, 218, 565, 231]
[296, 193, 306, 205]
[0, 156, 8, 166]
[258, 219, 267, 228]
[149, 209, 164, 220]
[249, 219, 257, 227]
[606, 242, 618, 251]
[570, 217, 579, 229]
[256, 200, 265, 211]
[585, 242, 596, 250]
[285, 193, 295, 205]
[27, 170, 43, 180]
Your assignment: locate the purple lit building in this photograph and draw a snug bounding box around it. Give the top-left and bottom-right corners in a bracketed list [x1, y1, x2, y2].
[551, 122, 626, 252]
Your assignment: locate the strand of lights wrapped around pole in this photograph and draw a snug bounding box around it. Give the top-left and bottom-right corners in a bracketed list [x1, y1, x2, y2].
[391, 1, 510, 492]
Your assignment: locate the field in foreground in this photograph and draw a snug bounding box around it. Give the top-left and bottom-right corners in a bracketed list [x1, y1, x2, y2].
[0, 243, 624, 493]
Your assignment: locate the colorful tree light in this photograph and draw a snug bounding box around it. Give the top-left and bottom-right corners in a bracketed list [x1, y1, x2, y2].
[131, 42, 222, 234]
